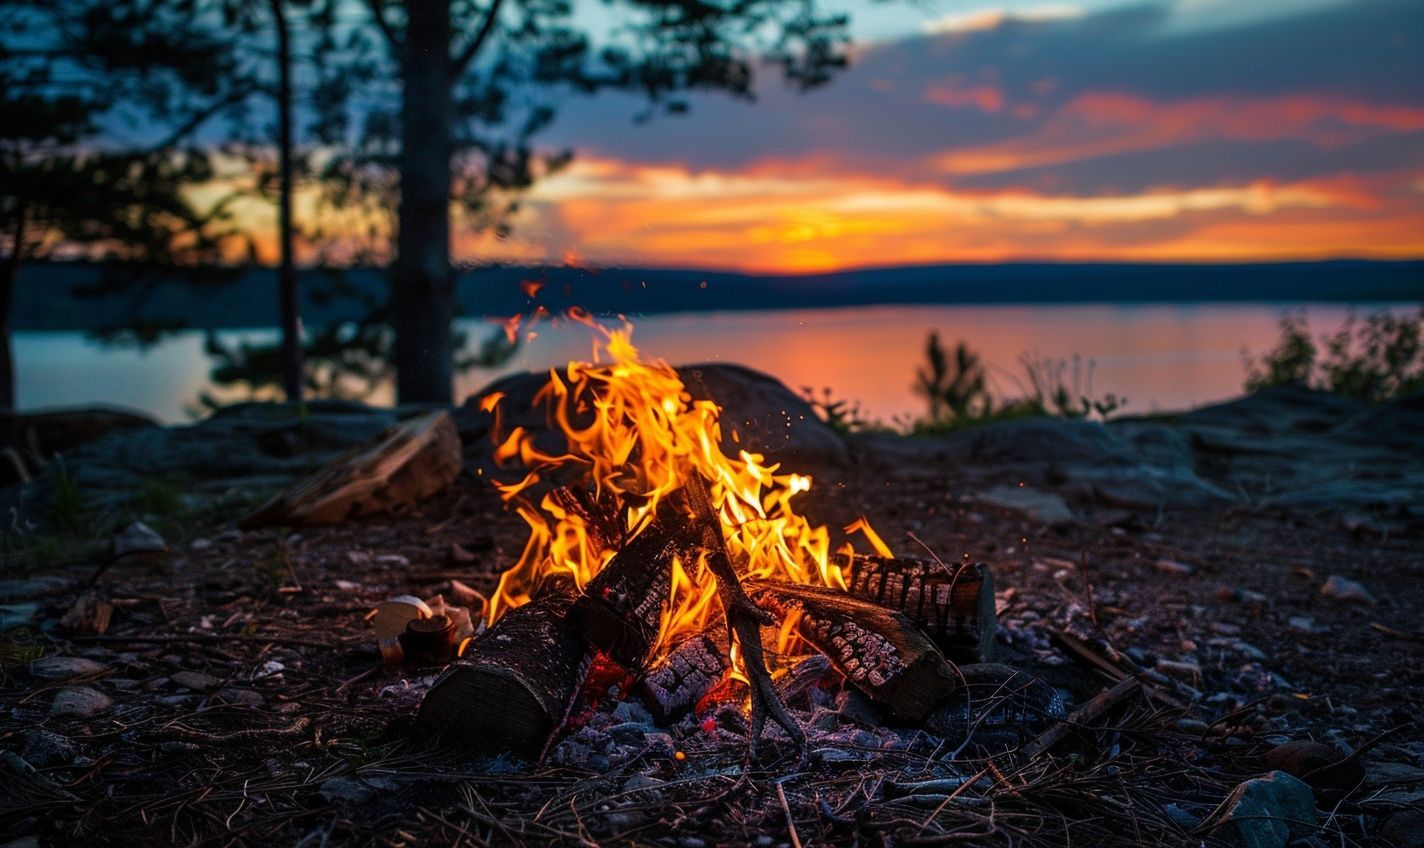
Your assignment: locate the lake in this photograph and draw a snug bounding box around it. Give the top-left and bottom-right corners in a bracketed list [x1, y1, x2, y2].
[13, 303, 1408, 425]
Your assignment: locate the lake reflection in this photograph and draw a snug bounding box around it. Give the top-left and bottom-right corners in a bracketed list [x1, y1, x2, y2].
[15, 304, 1392, 424]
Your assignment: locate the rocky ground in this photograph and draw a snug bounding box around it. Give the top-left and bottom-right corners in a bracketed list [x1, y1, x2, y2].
[1, 371, 1421, 847]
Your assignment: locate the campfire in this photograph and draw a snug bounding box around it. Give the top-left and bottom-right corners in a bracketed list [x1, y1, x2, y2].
[417, 326, 1002, 758]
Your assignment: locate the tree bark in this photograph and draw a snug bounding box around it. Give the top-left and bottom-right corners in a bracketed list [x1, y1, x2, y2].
[393, 0, 455, 403]
[0, 198, 25, 415]
[270, 0, 303, 403]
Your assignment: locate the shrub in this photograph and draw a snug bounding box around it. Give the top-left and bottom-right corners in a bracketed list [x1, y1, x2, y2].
[1245, 308, 1424, 402]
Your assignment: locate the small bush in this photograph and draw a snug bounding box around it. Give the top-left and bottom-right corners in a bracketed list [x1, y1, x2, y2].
[1245, 308, 1424, 402]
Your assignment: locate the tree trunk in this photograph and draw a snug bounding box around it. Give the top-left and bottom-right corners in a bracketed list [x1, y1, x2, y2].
[393, 0, 455, 404]
[0, 200, 25, 414]
[270, 0, 303, 403]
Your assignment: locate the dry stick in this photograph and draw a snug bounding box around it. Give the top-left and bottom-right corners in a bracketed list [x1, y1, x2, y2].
[777, 781, 804, 848]
[70, 633, 340, 650]
[684, 473, 804, 753]
[1048, 628, 1188, 711]
[1022, 676, 1142, 758]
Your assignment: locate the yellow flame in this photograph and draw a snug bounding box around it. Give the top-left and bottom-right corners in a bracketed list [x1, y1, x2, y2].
[486, 322, 883, 663]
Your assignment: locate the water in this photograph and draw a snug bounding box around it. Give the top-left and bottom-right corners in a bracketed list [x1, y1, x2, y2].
[14, 304, 1407, 425]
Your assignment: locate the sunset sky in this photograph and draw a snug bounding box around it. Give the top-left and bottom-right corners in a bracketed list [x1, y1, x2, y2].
[437, 0, 1424, 273]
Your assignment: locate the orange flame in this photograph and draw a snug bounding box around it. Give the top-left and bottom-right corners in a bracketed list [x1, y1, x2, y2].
[485, 322, 882, 667]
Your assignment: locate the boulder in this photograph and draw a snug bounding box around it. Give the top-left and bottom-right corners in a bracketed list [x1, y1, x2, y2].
[458, 363, 849, 471]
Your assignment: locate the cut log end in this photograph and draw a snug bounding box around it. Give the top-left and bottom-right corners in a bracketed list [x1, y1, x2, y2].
[845, 555, 997, 664]
[748, 580, 958, 723]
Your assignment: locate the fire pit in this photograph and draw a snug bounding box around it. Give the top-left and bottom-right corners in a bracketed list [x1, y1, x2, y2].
[416, 327, 1059, 763]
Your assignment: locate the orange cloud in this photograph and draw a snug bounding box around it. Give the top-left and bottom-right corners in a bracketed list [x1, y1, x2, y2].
[938, 92, 1424, 175]
[471, 157, 1424, 272]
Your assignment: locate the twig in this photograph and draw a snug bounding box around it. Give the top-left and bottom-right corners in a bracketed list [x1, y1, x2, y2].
[777, 781, 803, 848]
[1022, 677, 1141, 758]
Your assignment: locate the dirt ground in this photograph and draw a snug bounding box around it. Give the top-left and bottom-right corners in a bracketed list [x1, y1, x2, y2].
[2, 439, 1422, 846]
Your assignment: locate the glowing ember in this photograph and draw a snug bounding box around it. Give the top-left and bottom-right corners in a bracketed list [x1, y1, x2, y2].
[483, 322, 885, 672]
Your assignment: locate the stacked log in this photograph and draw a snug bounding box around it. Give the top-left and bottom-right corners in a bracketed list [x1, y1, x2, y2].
[747, 580, 959, 723]
[844, 555, 997, 664]
[637, 632, 730, 722]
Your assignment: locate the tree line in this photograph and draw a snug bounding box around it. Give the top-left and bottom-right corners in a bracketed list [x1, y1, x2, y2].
[1, 0, 855, 410]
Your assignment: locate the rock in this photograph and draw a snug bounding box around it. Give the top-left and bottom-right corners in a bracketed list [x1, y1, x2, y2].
[241, 410, 462, 528]
[0, 603, 39, 631]
[1264, 740, 1364, 794]
[1320, 575, 1377, 605]
[216, 688, 265, 707]
[0, 576, 74, 601]
[1287, 616, 1316, 634]
[978, 485, 1074, 525]
[30, 655, 109, 680]
[19, 729, 77, 767]
[1155, 559, 1196, 576]
[459, 364, 849, 471]
[1155, 659, 1202, 681]
[112, 521, 168, 561]
[1378, 809, 1424, 848]
[171, 671, 222, 691]
[1203, 771, 1318, 848]
[50, 686, 113, 719]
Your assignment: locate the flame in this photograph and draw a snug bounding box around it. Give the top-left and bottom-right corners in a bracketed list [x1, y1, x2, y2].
[484, 322, 881, 668]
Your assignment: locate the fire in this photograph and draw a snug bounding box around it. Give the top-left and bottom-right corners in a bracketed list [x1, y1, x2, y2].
[484, 322, 870, 667]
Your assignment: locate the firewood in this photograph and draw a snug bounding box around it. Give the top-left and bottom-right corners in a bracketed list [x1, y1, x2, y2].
[683, 475, 804, 750]
[747, 580, 959, 723]
[637, 632, 730, 723]
[844, 555, 997, 664]
[564, 500, 682, 669]
[1021, 676, 1141, 758]
[547, 486, 626, 552]
[241, 410, 462, 528]
[417, 578, 589, 759]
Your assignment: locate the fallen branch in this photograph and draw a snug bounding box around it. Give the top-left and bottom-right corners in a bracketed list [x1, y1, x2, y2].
[1022, 676, 1142, 758]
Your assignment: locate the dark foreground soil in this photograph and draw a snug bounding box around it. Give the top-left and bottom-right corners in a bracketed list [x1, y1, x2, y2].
[3, 447, 1421, 848]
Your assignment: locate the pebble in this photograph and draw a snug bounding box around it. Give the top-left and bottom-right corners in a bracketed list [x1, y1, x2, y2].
[50, 686, 113, 719]
[0, 603, 40, 631]
[1155, 559, 1196, 576]
[112, 521, 168, 560]
[1287, 616, 1316, 634]
[20, 729, 77, 767]
[171, 671, 222, 691]
[1320, 575, 1376, 604]
[30, 656, 109, 680]
[1156, 659, 1202, 681]
[190, 538, 213, 551]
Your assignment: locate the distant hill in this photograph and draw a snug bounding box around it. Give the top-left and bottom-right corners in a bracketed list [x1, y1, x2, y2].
[13, 259, 1423, 331]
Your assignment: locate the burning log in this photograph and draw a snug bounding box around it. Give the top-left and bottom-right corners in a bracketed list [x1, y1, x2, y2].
[241, 410, 462, 528]
[683, 475, 805, 749]
[844, 555, 997, 664]
[564, 501, 682, 669]
[417, 578, 589, 759]
[547, 486, 626, 551]
[747, 580, 959, 724]
[637, 632, 731, 723]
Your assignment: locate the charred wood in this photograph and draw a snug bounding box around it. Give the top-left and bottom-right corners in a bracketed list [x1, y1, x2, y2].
[564, 501, 682, 669]
[747, 580, 959, 724]
[417, 578, 589, 760]
[844, 555, 997, 664]
[637, 631, 730, 723]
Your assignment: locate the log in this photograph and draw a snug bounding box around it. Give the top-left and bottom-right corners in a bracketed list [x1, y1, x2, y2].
[844, 555, 997, 664]
[564, 500, 683, 669]
[241, 410, 462, 529]
[637, 632, 730, 723]
[547, 486, 626, 552]
[747, 580, 959, 723]
[417, 578, 589, 759]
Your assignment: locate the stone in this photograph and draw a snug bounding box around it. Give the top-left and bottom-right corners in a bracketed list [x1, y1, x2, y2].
[1287, 616, 1316, 634]
[171, 671, 222, 691]
[1155, 559, 1196, 576]
[50, 686, 113, 719]
[978, 485, 1074, 525]
[19, 729, 77, 767]
[319, 776, 383, 805]
[112, 521, 168, 561]
[1320, 575, 1377, 605]
[1203, 771, 1318, 848]
[0, 576, 74, 601]
[30, 655, 109, 680]
[1264, 740, 1363, 794]
[0, 603, 39, 630]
